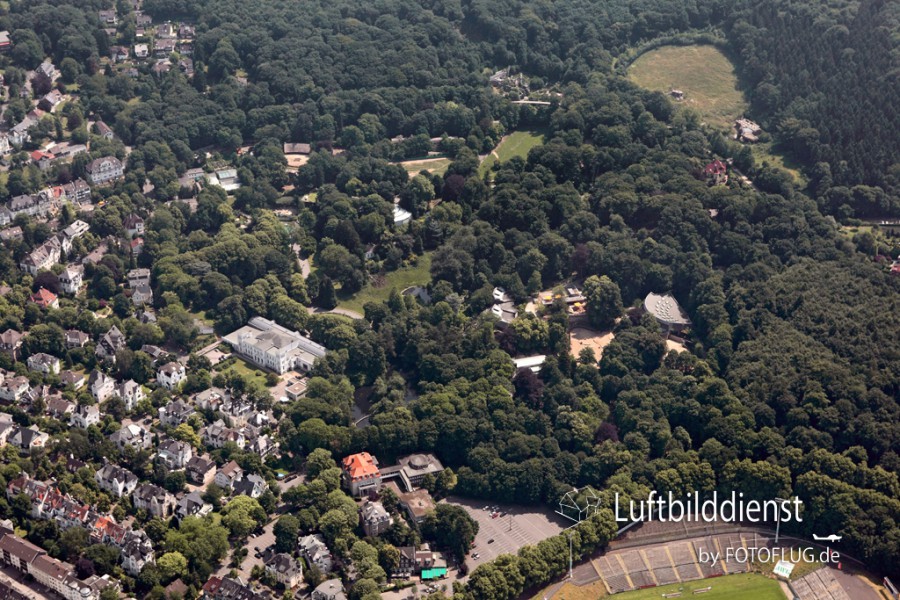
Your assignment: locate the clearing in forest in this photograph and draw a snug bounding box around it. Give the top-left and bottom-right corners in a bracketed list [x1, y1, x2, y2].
[627, 44, 746, 131]
[569, 327, 615, 360]
[397, 156, 452, 175]
[479, 130, 544, 175]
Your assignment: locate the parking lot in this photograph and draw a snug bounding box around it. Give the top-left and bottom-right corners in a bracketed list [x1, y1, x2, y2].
[443, 497, 567, 570]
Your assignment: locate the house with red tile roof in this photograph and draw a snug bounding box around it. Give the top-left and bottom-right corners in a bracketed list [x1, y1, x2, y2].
[341, 452, 382, 496]
[30, 287, 58, 309]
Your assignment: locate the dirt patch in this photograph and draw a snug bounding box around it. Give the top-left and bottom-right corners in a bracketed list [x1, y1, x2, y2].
[569, 328, 615, 359]
[666, 339, 687, 353]
[286, 154, 310, 168]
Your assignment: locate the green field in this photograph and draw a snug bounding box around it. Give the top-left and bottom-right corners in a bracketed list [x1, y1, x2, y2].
[628, 45, 746, 131]
[479, 130, 545, 176]
[338, 253, 432, 314]
[398, 157, 453, 176]
[217, 356, 270, 388]
[628, 44, 802, 183]
[610, 574, 785, 600]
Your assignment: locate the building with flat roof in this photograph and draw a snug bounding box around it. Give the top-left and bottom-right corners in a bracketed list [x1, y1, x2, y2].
[223, 317, 326, 374]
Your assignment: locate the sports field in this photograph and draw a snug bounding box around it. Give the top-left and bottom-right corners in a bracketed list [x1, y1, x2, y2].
[607, 573, 785, 600]
[628, 45, 745, 131]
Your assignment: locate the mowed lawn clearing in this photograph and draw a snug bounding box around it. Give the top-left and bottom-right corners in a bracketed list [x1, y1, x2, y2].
[605, 573, 785, 600]
[628, 45, 746, 131]
[397, 156, 452, 176]
[480, 130, 544, 175]
[337, 253, 432, 314]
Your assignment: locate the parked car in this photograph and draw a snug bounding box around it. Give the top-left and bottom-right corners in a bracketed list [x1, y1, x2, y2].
[487, 538, 495, 544]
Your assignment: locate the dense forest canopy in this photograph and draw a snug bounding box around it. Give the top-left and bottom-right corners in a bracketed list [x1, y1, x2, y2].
[0, 0, 898, 597]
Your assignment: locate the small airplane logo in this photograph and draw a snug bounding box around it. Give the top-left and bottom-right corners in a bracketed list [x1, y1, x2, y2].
[813, 534, 842, 542]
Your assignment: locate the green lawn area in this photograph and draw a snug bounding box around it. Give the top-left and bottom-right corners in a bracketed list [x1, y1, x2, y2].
[628, 44, 802, 184]
[217, 356, 270, 388]
[398, 156, 453, 176]
[610, 573, 785, 600]
[479, 130, 545, 176]
[628, 45, 746, 131]
[337, 253, 432, 314]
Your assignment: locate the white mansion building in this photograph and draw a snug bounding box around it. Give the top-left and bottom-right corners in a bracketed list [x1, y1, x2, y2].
[224, 317, 326, 374]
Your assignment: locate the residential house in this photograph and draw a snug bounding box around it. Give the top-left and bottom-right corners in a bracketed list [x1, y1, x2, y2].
[62, 220, 90, 240]
[0, 330, 24, 360]
[194, 388, 227, 412]
[116, 379, 144, 411]
[96, 326, 126, 362]
[20, 241, 60, 275]
[312, 579, 347, 600]
[95, 463, 139, 498]
[9, 425, 49, 451]
[233, 474, 267, 499]
[70, 404, 101, 429]
[94, 121, 114, 140]
[132, 484, 175, 518]
[704, 159, 728, 186]
[156, 362, 185, 390]
[178, 24, 195, 38]
[30, 287, 59, 309]
[109, 46, 129, 63]
[202, 576, 267, 600]
[154, 38, 176, 57]
[46, 396, 75, 421]
[341, 452, 382, 497]
[98, 9, 117, 25]
[185, 455, 216, 486]
[157, 439, 192, 470]
[130, 237, 144, 256]
[176, 491, 212, 520]
[299, 534, 334, 573]
[26, 353, 60, 375]
[360, 501, 393, 537]
[88, 371, 115, 402]
[214, 461, 243, 490]
[203, 420, 245, 450]
[246, 433, 278, 459]
[110, 423, 152, 451]
[123, 215, 144, 238]
[57, 265, 84, 295]
[0, 226, 23, 243]
[35, 60, 58, 83]
[396, 543, 439, 576]
[223, 316, 327, 374]
[60, 179, 91, 204]
[59, 370, 85, 389]
[85, 156, 124, 185]
[0, 31, 10, 52]
[134, 43, 149, 58]
[0, 375, 30, 403]
[264, 553, 303, 589]
[131, 284, 153, 306]
[37, 90, 64, 113]
[126, 267, 150, 287]
[158, 399, 194, 427]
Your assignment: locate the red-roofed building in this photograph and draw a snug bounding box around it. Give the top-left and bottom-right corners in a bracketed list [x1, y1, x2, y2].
[30, 150, 55, 170]
[703, 159, 728, 186]
[30, 287, 59, 309]
[342, 452, 382, 496]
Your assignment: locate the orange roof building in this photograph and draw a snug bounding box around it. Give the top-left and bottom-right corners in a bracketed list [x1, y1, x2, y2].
[341, 452, 382, 497]
[30, 287, 59, 309]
